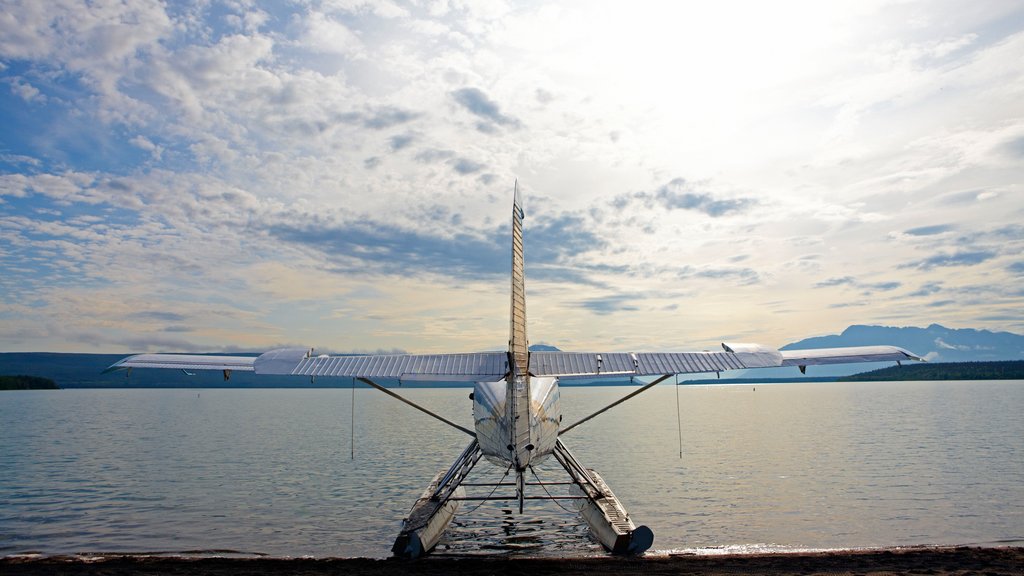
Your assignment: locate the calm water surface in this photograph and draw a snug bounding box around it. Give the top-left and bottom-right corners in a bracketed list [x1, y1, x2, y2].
[1, 381, 1022, 557]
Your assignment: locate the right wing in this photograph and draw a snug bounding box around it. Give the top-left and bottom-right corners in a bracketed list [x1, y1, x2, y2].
[102, 354, 257, 373]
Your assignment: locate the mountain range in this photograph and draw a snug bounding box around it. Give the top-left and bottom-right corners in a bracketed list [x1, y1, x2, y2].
[784, 324, 1024, 363]
[728, 323, 1024, 379]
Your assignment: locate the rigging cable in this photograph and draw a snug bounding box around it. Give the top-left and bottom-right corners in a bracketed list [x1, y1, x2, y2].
[460, 462, 514, 515]
[675, 373, 682, 459]
[351, 376, 356, 460]
[529, 465, 577, 515]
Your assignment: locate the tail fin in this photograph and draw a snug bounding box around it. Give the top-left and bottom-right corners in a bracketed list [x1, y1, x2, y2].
[507, 182, 533, 475]
[509, 181, 528, 375]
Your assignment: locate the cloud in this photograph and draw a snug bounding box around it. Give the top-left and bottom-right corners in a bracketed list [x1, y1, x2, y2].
[909, 282, 943, 297]
[389, 133, 415, 151]
[1003, 135, 1024, 157]
[525, 213, 607, 265]
[815, 276, 856, 288]
[865, 281, 901, 292]
[267, 218, 506, 278]
[129, 311, 188, 323]
[451, 87, 521, 132]
[814, 275, 900, 295]
[300, 10, 365, 56]
[116, 334, 207, 352]
[2, 2, 1023, 353]
[358, 106, 420, 130]
[575, 294, 639, 315]
[615, 178, 755, 217]
[680, 266, 761, 285]
[904, 224, 953, 236]
[415, 148, 455, 163]
[900, 250, 998, 270]
[452, 158, 484, 174]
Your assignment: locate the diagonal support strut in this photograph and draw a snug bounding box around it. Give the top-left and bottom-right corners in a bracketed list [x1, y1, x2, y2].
[357, 377, 474, 436]
[559, 374, 673, 436]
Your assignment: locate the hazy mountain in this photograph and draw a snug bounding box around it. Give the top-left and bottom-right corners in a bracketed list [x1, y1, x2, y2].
[715, 323, 1024, 380]
[783, 324, 1024, 363]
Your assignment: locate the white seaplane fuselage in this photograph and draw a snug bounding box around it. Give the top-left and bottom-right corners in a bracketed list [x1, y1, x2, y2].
[473, 375, 560, 469]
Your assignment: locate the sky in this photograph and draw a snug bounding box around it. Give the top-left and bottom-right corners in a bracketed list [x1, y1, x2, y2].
[1, 0, 1022, 355]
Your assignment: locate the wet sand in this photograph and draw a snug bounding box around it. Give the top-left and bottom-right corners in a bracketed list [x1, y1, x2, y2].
[3, 547, 1022, 576]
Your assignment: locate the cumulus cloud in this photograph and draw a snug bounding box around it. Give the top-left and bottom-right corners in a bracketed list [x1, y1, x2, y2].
[815, 276, 857, 288]
[900, 250, 998, 270]
[575, 294, 640, 315]
[389, 133, 416, 150]
[909, 282, 943, 297]
[452, 157, 485, 174]
[451, 87, 522, 132]
[814, 275, 900, 295]
[680, 266, 761, 285]
[904, 224, 953, 236]
[615, 178, 755, 217]
[267, 218, 506, 278]
[2, 1, 1023, 353]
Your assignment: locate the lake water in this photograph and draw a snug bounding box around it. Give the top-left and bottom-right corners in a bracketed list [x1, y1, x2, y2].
[1, 381, 1022, 558]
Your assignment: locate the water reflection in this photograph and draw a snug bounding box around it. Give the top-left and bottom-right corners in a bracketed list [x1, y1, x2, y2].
[1, 381, 1022, 558]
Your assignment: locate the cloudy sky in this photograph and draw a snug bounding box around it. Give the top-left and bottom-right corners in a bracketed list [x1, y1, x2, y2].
[1, 0, 1022, 355]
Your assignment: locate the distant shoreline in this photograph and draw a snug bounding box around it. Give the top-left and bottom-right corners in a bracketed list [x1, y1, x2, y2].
[1, 352, 1022, 388]
[682, 360, 1024, 384]
[3, 546, 1022, 576]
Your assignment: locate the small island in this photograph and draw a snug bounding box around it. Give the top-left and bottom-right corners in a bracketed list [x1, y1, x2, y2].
[0, 375, 59, 390]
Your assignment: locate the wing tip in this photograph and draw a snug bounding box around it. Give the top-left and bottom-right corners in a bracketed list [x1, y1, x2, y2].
[102, 355, 138, 374]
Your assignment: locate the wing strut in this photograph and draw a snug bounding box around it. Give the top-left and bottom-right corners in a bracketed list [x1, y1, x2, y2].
[559, 374, 673, 436]
[356, 378, 474, 436]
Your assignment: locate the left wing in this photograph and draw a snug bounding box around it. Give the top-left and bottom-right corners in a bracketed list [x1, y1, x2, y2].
[530, 343, 922, 378]
[779, 346, 921, 366]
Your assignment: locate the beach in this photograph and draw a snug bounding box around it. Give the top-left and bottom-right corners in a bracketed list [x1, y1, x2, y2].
[4, 547, 1023, 576]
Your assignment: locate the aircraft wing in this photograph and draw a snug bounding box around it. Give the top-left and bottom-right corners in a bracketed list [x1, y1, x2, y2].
[530, 343, 922, 378]
[779, 346, 922, 366]
[106, 349, 508, 381]
[106, 344, 921, 380]
[103, 354, 257, 373]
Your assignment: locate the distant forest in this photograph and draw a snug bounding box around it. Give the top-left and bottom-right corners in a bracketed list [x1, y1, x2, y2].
[0, 375, 59, 390]
[841, 360, 1024, 381]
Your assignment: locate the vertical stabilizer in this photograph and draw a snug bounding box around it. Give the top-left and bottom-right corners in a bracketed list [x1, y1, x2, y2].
[509, 183, 528, 375]
[507, 183, 533, 476]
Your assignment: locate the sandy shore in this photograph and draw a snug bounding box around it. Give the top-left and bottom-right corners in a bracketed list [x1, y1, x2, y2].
[3, 547, 1022, 576]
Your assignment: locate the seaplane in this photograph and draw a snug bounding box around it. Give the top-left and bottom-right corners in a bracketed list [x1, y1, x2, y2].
[106, 189, 922, 557]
